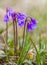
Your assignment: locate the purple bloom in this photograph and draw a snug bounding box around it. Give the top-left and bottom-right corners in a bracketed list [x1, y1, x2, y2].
[11, 11, 17, 21]
[27, 23, 37, 31]
[6, 8, 16, 20]
[31, 18, 38, 24]
[4, 8, 17, 22]
[4, 14, 9, 22]
[27, 18, 38, 31]
[17, 13, 27, 26]
[4, 8, 11, 22]
[6, 8, 13, 16]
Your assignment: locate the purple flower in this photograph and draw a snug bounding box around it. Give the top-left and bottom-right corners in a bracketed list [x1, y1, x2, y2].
[6, 8, 13, 16]
[7, 8, 18, 21]
[17, 13, 27, 26]
[31, 18, 38, 24]
[4, 8, 11, 22]
[11, 11, 17, 21]
[4, 14, 9, 22]
[27, 23, 37, 31]
[4, 8, 17, 22]
[27, 18, 38, 31]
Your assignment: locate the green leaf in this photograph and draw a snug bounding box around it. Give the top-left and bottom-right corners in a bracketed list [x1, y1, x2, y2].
[17, 30, 31, 65]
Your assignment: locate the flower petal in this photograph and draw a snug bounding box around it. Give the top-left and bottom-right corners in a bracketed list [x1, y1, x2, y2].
[4, 14, 9, 22]
[27, 22, 37, 31]
[31, 18, 38, 24]
[17, 13, 27, 26]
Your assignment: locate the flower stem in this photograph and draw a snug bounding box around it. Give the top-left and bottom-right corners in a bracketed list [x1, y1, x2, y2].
[22, 19, 27, 48]
[15, 19, 18, 54]
[6, 22, 8, 47]
[13, 19, 18, 55]
[13, 21, 16, 55]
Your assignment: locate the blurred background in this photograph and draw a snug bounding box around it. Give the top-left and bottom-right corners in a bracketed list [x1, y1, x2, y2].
[0, 0, 47, 45]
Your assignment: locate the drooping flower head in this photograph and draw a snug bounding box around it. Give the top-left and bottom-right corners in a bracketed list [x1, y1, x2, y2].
[31, 18, 38, 24]
[4, 8, 17, 22]
[27, 17, 38, 31]
[11, 11, 17, 21]
[6, 8, 13, 16]
[17, 13, 27, 26]
[6, 8, 17, 21]
[4, 8, 11, 23]
[4, 14, 9, 22]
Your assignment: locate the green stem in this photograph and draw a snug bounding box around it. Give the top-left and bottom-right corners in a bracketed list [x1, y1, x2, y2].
[31, 38, 38, 53]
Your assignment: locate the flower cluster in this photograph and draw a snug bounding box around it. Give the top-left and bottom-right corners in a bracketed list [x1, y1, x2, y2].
[4, 8, 38, 31]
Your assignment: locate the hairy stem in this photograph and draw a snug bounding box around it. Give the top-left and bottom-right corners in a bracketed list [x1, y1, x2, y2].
[15, 19, 18, 54]
[13, 20, 18, 55]
[13, 21, 16, 55]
